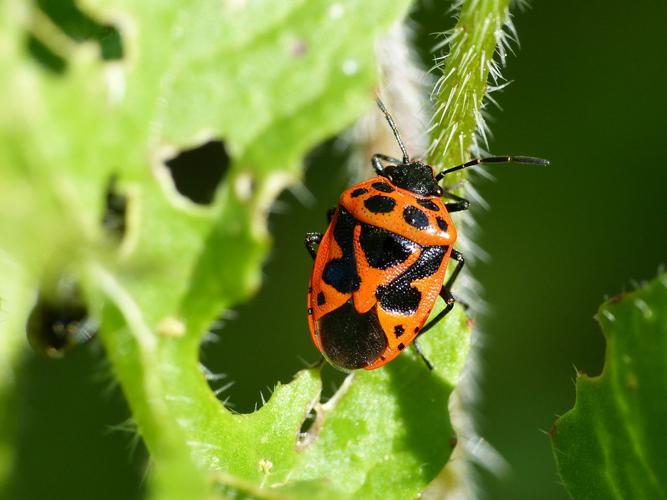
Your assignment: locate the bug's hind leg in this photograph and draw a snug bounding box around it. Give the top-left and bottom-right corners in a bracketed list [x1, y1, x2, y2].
[305, 233, 323, 260]
[417, 249, 465, 337]
[412, 339, 434, 371]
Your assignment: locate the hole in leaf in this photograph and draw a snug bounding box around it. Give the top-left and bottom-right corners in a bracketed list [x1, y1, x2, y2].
[164, 140, 230, 205]
[26, 34, 67, 74]
[26, 279, 97, 358]
[299, 406, 317, 435]
[296, 406, 319, 450]
[101, 176, 128, 241]
[35, 0, 124, 60]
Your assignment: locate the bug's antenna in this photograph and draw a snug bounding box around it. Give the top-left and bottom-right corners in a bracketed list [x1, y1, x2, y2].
[376, 98, 410, 164]
[435, 155, 550, 181]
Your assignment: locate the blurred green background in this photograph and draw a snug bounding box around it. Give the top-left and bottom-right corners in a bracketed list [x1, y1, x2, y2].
[5, 1, 667, 499]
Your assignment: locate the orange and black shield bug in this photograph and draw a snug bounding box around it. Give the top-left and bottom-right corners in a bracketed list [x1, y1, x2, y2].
[306, 99, 548, 371]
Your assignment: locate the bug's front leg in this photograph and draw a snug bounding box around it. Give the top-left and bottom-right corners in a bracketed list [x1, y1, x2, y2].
[305, 233, 323, 260]
[371, 153, 403, 175]
[442, 189, 471, 213]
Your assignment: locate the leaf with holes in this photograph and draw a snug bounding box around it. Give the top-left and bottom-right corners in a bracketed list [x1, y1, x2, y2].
[551, 273, 667, 499]
[0, 0, 438, 496]
[0, 0, 517, 497]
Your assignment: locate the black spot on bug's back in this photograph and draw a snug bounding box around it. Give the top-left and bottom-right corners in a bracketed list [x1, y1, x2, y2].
[416, 198, 440, 211]
[436, 217, 448, 232]
[372, 182, 395, 193]
[359, 224, 418, 270]
[317, 292, 326, 306]
[364, 195, 396, 214]
[351, 188, 367, 198]
[376, 246, 446, 315]
[323, 209, 361, 294]
[403, 205, 429, 230]
[397, 343, 405, 351]
[394, 325, 405, 337]
[318, 301, 387, 370]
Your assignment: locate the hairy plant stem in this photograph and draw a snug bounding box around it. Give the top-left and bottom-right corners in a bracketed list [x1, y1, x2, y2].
[422, 0, 512, 498]
[427, 0, 511, 173]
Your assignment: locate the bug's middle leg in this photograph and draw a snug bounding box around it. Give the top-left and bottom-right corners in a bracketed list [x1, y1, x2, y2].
[305, 233, 323, 260]
[417, 249, 465, 337]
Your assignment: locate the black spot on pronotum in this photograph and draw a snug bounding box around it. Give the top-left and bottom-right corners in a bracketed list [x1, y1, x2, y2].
[351, 188, 368, 198]
[102, 176, 128, 240]
[394, 325, 405, 337]
[317, 292, 326, 306]
[403, 206, 429, 230]
[318, 301, 387, 370]
[371, 182, 395, 193]
[359, 224, 417, 270]
[416, 198, 440, 211]
[164, 140, 230, 205]
[364, 195, 396, 214]
[436, 217, 448, 232]
[397, 343, 405, 351]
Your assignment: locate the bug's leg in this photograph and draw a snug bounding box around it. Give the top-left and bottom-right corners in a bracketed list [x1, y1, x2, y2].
[418, 293, 455, 337]
[417, 250, 465, 336]
[372, 154, 403, 175]
[442, 189, 471, 213]
[305, 355, 326, 369]
[326, 207, 336, 223]
[444, 249, 465, 291]
[412, 339, 434, 371]
[305, 232, 323, 260]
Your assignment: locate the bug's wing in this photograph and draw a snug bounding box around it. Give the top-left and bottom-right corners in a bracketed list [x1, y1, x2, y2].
[351, 224, 421, 313]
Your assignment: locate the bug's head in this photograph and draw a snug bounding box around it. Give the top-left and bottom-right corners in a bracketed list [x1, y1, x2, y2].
[381, 161, 443, 197]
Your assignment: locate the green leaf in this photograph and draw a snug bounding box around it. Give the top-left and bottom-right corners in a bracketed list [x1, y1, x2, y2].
[551, 273, 667, 499]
